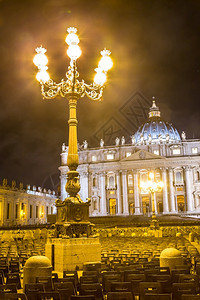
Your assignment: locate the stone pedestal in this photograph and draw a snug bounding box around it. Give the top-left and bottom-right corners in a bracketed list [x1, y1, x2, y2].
[45, 237, 101, 272]
[23, 256, 52, 291]
[160, 248, 183, 271]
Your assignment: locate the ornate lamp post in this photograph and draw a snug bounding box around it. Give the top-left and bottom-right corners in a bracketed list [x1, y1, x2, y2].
[140, 172, 163, 228]
[33, 27, 112, 237]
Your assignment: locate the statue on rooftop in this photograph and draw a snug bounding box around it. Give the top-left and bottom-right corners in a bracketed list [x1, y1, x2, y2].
[115, 137, 120, 146]
[100, 138, 104, 148]
[83, 140, 88, 150]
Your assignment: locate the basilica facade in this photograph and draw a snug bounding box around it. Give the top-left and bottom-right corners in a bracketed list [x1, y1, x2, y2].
[60, 101, 200, 217]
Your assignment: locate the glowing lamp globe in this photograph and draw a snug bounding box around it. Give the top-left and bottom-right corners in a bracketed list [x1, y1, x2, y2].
[67, 44, 82, 60]
[33, 47, 48, 68]
[65, 27, 79, 45]
[98, 49, 113, 72]
[94, 70, 107, 86]
[36, 69, 50, 83]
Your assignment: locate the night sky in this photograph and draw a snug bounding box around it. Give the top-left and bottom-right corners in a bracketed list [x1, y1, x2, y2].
[0, 0, 200, 191]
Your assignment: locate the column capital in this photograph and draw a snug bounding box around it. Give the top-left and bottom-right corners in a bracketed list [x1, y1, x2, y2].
[122, 170, 127, 175]
[184, 165, 190, 171]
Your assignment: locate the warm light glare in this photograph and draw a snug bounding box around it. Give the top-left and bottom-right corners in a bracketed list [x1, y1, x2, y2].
[94, 69, 107, 85]
[149, 172, 154, 180]
[33, 53, 48, 68]
[65, 27, 79, 45]
[33, 46, 48, 68]
[36, 69, 50, 83]
[98, 49, 113, 72]
[67, 44, 82, 60]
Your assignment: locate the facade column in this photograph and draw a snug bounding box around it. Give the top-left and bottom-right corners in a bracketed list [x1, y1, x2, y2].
[116, 171, 122, 215]
[122, 171, 129, 215]
[60, 173, 67, 201]
[100, 172, 107, 215]
[162, 168, 169, 213]
[79, 172, 89, 202]
[168, 168, 176, 213]
[185, 166, 194, 212]
[133, 170, 141, 215]
[154, 193, 158, 214]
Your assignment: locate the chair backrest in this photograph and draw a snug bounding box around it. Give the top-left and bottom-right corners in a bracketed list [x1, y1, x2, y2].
[172, 282, 195, 300]
[181, 295, 200, 300]
[139, 282, 162, 300]
[36, 277, 53, 292]
[111, 282, 133, 293]
[0, 284, 18, 293]
[179, 274, 199, 293]
[107, 292, 134, 300]
[143, 294, 172, 300]
[54, 281, 75, 295]
[38, 291, 60, 300]
[70, 296, 95, 300]
[4, 293, 28, 300]
[6, 273, 21, 289]
[80, 275, 99, 284]
[79, 283, 103, 298]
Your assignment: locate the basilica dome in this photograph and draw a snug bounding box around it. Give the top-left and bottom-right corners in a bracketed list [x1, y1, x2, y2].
[133, 101, 181, 145]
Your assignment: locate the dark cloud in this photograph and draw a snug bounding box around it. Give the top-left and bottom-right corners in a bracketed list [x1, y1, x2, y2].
[0, 0, 200, 189]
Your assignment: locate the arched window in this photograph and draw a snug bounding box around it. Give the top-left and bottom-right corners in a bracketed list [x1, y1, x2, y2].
[109, 176, 115, 187]
[176, 171, 182, 183]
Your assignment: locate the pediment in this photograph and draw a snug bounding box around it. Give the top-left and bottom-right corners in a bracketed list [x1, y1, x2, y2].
[121, 149, 164, 161]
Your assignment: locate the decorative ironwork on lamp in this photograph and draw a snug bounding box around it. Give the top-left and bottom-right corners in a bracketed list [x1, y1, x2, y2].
[33, 27, 112, 237]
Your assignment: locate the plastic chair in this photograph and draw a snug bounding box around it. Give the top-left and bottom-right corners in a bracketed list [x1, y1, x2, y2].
[36, 277, 53, 292]
[38, 292, 60, 300]
[152, 274, 172, 293]
[139, 282, 162, 300]
[25, 283, 44, 300]
[54, 281, 76, 299]
[6, 273, 21, 289]
[79, 283, 103, 299]
[107, 292, 134, 300]
[111, 282, 133, 294]
[0, 284, 18, 293]
[179, 274, 199, 293]
[181, 295, 200, 300]
[70, 296, 95, 300]
[4, 293, 28, 300]
[172, 282, 195, 300]
[144, 294, 172, 300]
[102, 273, 122, 293]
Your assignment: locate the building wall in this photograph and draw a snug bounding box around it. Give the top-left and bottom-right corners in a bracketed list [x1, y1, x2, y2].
[0, 180, 57, 226]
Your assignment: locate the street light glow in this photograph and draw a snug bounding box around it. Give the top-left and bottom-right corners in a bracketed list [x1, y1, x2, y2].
[36, 67, 50, 83]
[33, 46, 48, 68]
[67, 44, 82, 60]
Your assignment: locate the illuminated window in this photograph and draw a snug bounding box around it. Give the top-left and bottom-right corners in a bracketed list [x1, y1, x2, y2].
[7, 203, 10, 219]
[92, 155, 97, 162]
[15, 204, 19, 219]
[129, 190, 134, 194]
[153, 150, 159, 155]
[30, 205, 32, 219]
[126, 152, 131, 157]
[173, 148, 180, 155]
[192, 147, 198, 154]
[107, 154, 114, 160]
[128, 174, 133, 186]
[110, 191, 115, 195]
[36, 206, 39, 218]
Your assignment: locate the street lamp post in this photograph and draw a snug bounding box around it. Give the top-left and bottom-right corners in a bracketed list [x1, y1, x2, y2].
[33, 27, 112, 237]
[140, 172, 163, 228]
